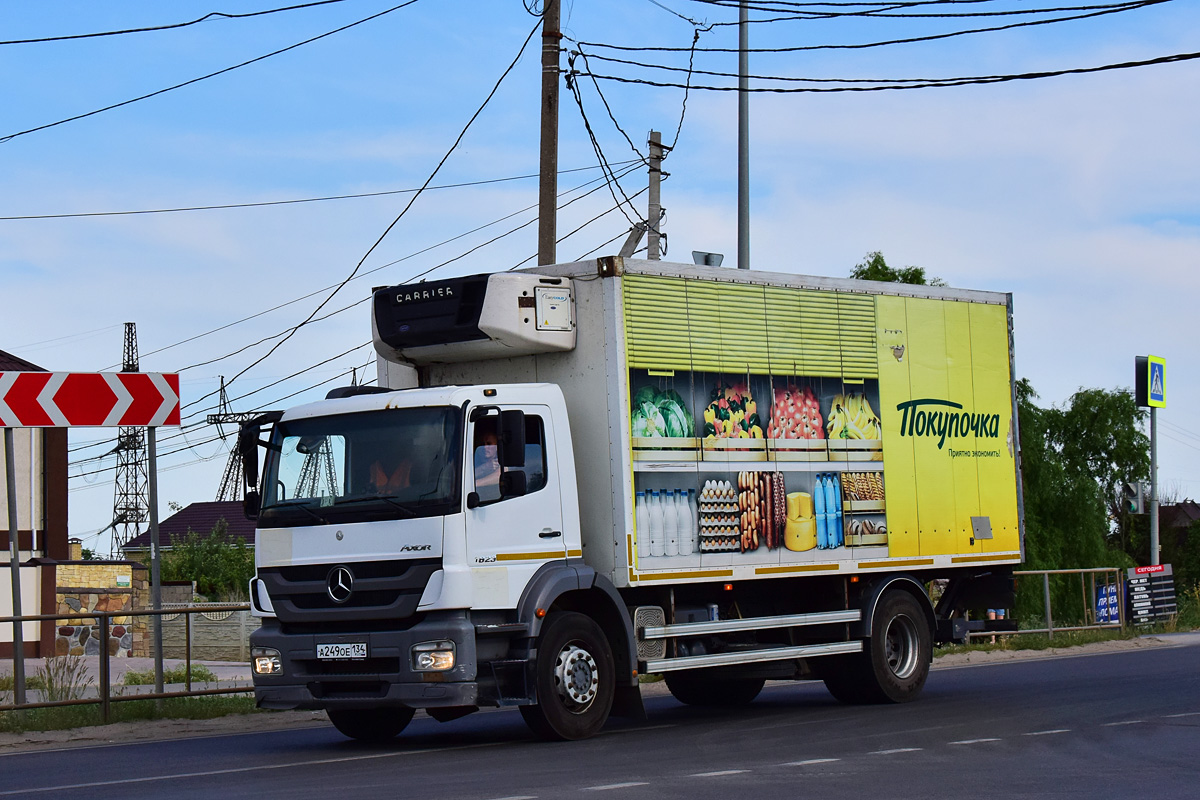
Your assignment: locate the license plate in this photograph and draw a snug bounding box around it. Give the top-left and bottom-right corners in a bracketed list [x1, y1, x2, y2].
[316, 642, 367, 660]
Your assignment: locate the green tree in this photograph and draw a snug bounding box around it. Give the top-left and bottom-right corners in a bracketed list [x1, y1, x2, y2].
[1045, 387, 1149, 558]
[160, 518, 255, 601]
[850, 251, 945, 286]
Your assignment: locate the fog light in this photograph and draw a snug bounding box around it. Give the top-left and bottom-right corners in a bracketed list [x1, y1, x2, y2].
[252, 646, 283, 675]
[411, 640, 455, 671]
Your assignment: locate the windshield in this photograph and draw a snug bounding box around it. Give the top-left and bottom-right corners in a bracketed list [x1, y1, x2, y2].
[259, 405, 462, 527]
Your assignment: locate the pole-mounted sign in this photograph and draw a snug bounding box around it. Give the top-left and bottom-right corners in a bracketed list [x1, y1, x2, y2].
[1134, 355, 1164, 567]
[2, 370, 180, 706]
[1134, 355, 1165, 409]
[0, 372, 180, 427]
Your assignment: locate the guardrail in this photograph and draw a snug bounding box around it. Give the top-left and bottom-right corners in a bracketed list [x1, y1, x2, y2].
[1, 603, 252, 722]
[967, 567, 1125, 640]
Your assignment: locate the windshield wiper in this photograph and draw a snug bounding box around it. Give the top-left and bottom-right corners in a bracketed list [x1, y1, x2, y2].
[333, 495, 417, 518]
[262, 499, 328, 524]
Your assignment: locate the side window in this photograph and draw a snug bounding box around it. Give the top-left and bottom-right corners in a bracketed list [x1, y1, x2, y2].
[472, 414, 548, 504]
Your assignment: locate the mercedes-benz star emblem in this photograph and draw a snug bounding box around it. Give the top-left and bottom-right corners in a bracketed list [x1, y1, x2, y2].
[327, 565, 354, 604]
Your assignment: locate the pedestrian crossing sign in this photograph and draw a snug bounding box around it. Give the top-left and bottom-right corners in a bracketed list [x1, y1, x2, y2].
[1147, 355, 1165, 408]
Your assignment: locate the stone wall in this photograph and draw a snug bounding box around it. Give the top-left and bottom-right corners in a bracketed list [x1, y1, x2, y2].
[54, 561, 149, 658]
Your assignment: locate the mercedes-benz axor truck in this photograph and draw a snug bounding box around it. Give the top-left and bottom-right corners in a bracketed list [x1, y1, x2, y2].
[241, 257, 1023, 741]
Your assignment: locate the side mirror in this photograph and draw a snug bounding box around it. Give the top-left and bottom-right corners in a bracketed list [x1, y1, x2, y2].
[238, 423, 260, 492]
[499, 410, 526, 468]
[500, 470, 527, 498]
[243, 490, 261, 520]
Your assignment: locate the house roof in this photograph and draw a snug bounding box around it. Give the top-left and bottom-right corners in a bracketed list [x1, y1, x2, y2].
[1160, 500, 1200, 531]
[122, 500, 255, 551]
[0, 348, 47, 371]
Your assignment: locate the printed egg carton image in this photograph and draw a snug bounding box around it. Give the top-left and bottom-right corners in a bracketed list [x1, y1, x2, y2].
[699, 480, 741, 553]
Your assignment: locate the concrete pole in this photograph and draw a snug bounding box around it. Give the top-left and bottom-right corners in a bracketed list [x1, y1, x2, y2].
[648, 130, 663, 260]
[4, 428, 26, 705]
[537, 0, 562, 266]
[737, 0, 750, 270]
[1150, 407, 1159, 565]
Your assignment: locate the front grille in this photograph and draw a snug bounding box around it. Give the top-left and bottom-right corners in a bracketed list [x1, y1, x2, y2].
[260, 558, 441, 624]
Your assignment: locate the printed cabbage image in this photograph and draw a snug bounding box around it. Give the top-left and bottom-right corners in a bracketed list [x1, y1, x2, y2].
[631, 385, 695, 438]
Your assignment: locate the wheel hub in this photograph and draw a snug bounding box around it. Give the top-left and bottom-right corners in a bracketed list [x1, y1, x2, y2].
[554, 643, 598, 711]
[884, 614, 919, 680]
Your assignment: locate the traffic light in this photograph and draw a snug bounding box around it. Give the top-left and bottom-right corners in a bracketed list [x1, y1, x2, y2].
[1123, 481, 1144, 515]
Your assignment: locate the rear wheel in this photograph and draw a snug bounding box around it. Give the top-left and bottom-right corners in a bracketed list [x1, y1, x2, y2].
[824, 589, 932, 704]
[520, 611, 615, 741]
[665, 671, 765, 707]
[328, 706, 415, 741]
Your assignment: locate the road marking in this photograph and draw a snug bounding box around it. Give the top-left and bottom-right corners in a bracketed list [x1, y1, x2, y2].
[950, 738, 1000, 745]
[1023, 729, 1070, 736]
[870, 747, 922, 755]
[487, 797, 536, 800]
[583, 782, 650, 791]
[0, 739, 508, 797]
[1165, 712, 1200, 718]
[689, 770, 747, 778]
[784, 758, 841, 766]
[1103, 720, 1143, 727]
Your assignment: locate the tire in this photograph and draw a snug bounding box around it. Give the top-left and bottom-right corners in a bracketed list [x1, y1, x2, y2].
[328, 706, 415, 741]
[665, 671, 765, 706]
[824, 589, 932, 705]
[520, 611, 615, 741]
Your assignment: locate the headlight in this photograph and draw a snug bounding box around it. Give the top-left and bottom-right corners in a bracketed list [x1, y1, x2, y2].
[411, 640, 456, 671]
[252, 646, 283, 675]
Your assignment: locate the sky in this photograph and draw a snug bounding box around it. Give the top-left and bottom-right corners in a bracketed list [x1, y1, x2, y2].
[1, 0, 1198, 555]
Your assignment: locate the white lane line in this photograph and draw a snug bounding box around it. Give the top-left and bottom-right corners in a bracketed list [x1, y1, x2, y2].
[870, 747, 922, 755]
[1023, 729, 1070, 737]
[583, 782, 650, 791]
[950, 738, 1001, 745]
[1103, 720, 1144, 727]
[784, 758, 841, 766]
[1166, 712, 1200, 718]
[0, 739, 507, 797]
[689, 770, 748, 778]
[487, 797, 537, 800]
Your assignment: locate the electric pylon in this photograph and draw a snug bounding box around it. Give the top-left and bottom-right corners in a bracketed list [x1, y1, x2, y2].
[110, 322, 148, 555]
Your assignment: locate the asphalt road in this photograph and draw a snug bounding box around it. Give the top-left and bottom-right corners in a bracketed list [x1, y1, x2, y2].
[2, 641, 1197, 800]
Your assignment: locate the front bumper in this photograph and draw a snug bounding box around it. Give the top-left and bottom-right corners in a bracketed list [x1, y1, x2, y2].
[251, 610, 481, 711]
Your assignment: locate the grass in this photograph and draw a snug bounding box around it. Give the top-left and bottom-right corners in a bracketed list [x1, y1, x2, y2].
[0, 695, 259, 734]
[123, 663, 219, 686]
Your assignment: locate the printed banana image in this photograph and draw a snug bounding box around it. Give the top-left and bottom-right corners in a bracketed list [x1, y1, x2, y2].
[826, 392, 882, 440]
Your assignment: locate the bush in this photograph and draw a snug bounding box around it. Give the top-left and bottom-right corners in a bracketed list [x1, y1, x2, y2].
[160, 519, 254, 601]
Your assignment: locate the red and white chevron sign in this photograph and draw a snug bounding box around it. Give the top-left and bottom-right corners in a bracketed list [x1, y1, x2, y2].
[0, 372, 181, 428]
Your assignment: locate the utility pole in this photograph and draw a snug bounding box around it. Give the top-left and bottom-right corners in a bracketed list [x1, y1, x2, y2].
[1150, 406, 1159, 565]
[648, 131, 666, 260]
[537, 0, 562, 266]
[737, 0, 750, 270]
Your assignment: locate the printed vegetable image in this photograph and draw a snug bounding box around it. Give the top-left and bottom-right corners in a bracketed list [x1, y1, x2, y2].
[826, 392, 882, 439]
[631, 385, 695, 438]
[767, 384, 824, 440]
[702, 382, 764, 439]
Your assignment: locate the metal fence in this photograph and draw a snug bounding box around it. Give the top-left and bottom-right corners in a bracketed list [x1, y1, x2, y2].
[1, 603, 252, 722]
[967, 567, 1126, 640]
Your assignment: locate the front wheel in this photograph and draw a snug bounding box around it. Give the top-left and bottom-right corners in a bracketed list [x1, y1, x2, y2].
[328, 706, 415, 741]
[520, 611, 615, 741]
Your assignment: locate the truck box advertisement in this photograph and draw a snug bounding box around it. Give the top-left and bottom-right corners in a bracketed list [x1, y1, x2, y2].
[621, 273, 1021, 579]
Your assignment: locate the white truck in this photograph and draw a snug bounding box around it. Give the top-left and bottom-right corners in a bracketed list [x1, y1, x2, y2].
[241, 257, 1024, 741]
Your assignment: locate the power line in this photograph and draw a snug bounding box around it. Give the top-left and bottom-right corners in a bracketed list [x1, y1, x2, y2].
[0, 1, 423, 144]
[574, 49, 1200, 93]
[206, 18, 541, 408]
[569, 1, 1165, 55]
[0, 1, 351, 45]
[0, 161, 634, 221]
